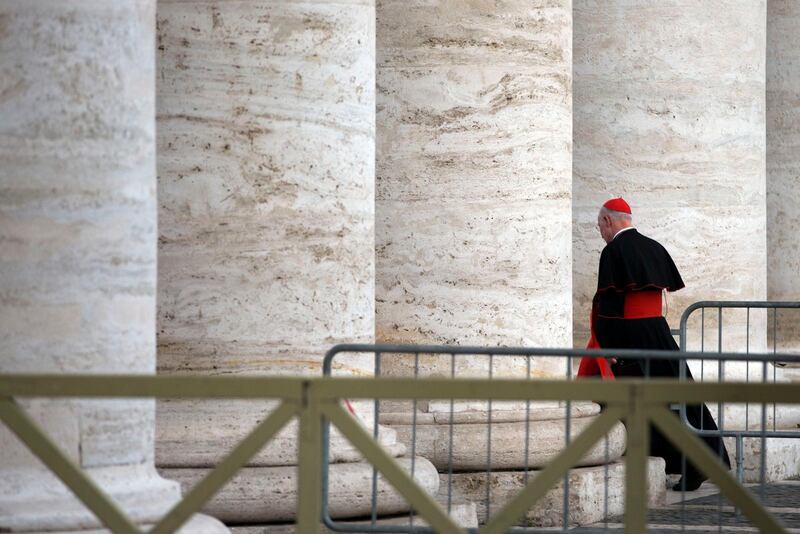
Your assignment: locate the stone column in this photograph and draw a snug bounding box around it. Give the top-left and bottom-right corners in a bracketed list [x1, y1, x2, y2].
[0, 0, 223, 531]
[375, 0, 640, 526]
[156, 0, 439, 524]
[761, 2, 800, 481]
[768, 0, 800, 354]
[573, 0, 767, 354]
[377, 0, 573, 374]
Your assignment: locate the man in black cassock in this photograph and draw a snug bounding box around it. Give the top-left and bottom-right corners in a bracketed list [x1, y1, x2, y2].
[592, 197, 730, 491]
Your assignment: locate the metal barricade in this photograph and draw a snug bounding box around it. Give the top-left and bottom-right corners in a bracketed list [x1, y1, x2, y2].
[677, 301, 800, 486]
[322, 344, 800, 534]
[1, 350, 799, 533]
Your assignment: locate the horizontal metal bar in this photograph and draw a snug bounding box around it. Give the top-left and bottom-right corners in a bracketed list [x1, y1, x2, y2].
[313, 378, 800, 404]
[0, 375, 306, 399]
[2, 376, 798, 405]
[637, 381, 800, 404]
[324, 344, 800, 370]
[314, 377, 631, 402]
[682, 300, 800, 310]
[691, 429, 800, 438]
[679, 301, 800, 351]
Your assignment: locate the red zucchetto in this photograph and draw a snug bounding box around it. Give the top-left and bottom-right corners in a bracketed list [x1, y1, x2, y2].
[602, 197, 631, 214]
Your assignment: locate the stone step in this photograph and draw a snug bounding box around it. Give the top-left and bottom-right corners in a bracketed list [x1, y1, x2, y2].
[724, 435, 800, 482]
[442, 458, 666, 527]
[227, 502, 478, 533]
[706, 402, 800, 431]
[380, 400, 600, 425]
[386, 412, 627, 470]
[157, 400, 403, 467]
[160, 457, 439, 523]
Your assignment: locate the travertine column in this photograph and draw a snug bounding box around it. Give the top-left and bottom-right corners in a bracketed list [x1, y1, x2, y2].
[157, 0, 376, 379]
[157, 0, 376, 430]
[0, 1, 222, 531]
[573, 0, 768, 354]
[156, 0, 440, 523]
[377, 0, 573, 377]
[767, 0, 800, 354]
[375, 2, 634, 526]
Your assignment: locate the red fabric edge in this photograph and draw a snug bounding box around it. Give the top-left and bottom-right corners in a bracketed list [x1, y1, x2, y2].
[577, 303, 615, 380]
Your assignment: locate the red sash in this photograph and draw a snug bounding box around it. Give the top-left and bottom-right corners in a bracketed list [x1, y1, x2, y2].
[623, 290, 662, 318]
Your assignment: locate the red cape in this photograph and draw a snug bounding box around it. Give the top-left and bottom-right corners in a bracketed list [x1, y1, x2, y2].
[577, 304, 615, 379]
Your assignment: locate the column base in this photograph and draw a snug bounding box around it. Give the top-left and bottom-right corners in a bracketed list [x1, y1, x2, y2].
[0, 463, 227, 533]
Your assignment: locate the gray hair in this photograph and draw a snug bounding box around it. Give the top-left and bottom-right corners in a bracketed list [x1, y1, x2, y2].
[599, 206, 632, 222]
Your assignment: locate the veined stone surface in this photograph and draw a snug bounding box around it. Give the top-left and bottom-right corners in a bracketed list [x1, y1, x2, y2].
[157, 0, 375, 377]
[388, 411, 626, 471]
[155, 0, 377, 484]
[726, 436, 800, 483]
[380, 400, 600, 424]
[157, 399, 405, 467]
[573, 0, 767, 351]
[225, 482, 480, 532]
[446, 458, 666, 526]
[375, 0, 573, 375]
[767, 0, 800, 352]
[0, 1, 223, 531]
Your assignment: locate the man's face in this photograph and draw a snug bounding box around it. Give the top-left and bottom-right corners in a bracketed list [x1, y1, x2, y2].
[597, 212, 613, 244]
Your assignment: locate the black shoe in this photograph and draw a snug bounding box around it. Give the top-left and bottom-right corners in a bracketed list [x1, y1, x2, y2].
[672, 474, 706, 491]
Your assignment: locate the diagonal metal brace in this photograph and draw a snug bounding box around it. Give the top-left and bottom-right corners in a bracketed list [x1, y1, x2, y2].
[478, 406, 625, 534]
[649, 405, 787, 533]
[150, 401, 299, 534]
[321, 401, 465, 534]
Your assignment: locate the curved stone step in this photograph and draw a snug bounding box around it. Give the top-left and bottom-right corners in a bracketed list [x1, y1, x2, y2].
[160, 457, 438, 523]
[724, 435, 800, 482]
[228, 502, 477, 533]
[157, 400, 404, 467]
[444, 457, 666, 526]
[388, 413, 627, 470]
[380, 401, 600, 425]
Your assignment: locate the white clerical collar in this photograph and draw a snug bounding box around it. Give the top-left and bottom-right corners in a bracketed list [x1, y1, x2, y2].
[612, 226, 636, 240]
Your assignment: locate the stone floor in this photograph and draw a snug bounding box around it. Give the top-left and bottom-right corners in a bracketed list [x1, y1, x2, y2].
[574, 479, 800, 533]
[230, 480, 800, 533]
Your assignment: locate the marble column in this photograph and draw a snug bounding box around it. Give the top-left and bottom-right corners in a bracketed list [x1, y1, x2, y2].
[0, 0, 223, 531]
[375, 0, 634, 526]
[573, 0, 767, 354]
[156, 1, 376, 379]
[156, 0, 440, 523]
[377, 0, 573, 376]
[767, 0, 800, 354]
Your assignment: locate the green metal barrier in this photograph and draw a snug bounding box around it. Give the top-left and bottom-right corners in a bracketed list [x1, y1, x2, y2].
[0, 375, 797, 533]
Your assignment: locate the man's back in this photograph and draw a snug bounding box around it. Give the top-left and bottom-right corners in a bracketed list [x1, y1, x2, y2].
[597, 229, 684, 295]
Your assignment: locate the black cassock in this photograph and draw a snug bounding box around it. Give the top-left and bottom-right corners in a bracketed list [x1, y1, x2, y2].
[592, 229, 731, 481]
